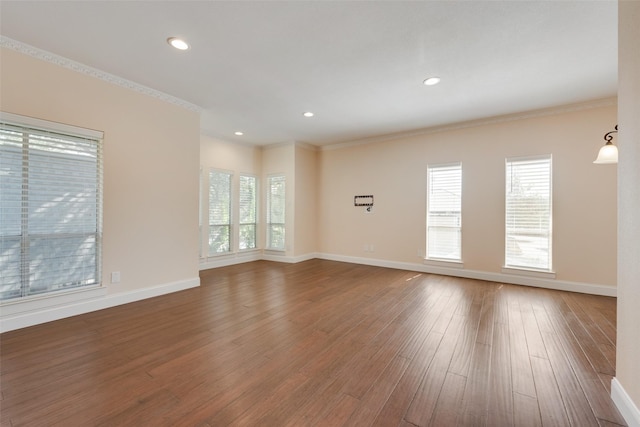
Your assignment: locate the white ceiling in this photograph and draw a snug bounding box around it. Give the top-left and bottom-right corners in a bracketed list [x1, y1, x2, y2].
[0, 1, 617, 146]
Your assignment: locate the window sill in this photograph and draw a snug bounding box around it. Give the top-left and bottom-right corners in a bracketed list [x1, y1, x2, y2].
[205, 251, 235, 258]
[502, 266, 556, 279]
[264, 249, 286, 254]
[202, 248, 261, 260]
[423, 258, 464, 269]
[239, 248, 261, 254]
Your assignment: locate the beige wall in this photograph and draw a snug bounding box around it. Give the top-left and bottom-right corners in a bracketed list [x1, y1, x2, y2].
[616, 0, 640, 414]
[0, 47, 200, 295]
[294, 144, 318, 257]
[318, 105, 618, 288]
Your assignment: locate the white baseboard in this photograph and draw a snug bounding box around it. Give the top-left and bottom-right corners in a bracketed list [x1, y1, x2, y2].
[612, 377, 640, 427]
[199, 250, 262, 270]
[262, 252, 319, 264]
[3, 252, 615, 333]
[204, 250, 616, 297]
[0, 277, 200, 333]
[316, 253, 617, 297]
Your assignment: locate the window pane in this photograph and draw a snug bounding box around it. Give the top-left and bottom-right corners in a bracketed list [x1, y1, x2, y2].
[29, 143, 98, 235]
[0, 129, 23, 237]
[505, 156, 552, 270]
[239, 175, 257, 250]
[268, 224, 285, 250]
[29, 235, 98, 295]
[208, 170, 232, 255]
[427, 163, 462, 260]
[0, 236, 21, 300]
[239, 224, 256, 250]
[209, 224, 230, 254]
[267, 176, 285, 250]
[239, 175, 256, 224]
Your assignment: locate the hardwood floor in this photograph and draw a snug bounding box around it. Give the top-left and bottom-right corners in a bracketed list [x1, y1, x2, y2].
[0, 259, 626, 426]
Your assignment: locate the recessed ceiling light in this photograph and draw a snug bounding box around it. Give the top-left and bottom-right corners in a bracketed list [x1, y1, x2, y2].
[423, 76, 441, 86]
[303, 112, 314, 118]
[234, 131, 244, 136]
[167, 37, 190, 50]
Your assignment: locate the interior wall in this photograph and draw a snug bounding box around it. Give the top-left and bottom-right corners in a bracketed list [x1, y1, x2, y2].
[616, 0, 640, 415]
[294, 144, 318, 257]
[0, 47, 200, 296]
[317, 104, 618, 288]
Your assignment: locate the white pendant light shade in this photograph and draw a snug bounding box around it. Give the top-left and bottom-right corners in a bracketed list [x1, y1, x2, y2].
[593, 142, 618, 164]
[593, 125, 619, 164]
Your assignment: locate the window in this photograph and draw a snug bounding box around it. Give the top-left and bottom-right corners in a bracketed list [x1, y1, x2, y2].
[239, 175, 257, 250]
[198, 167, 203, 258]
[426, 163, 462, 261]
[208, 170, 232, 255]
[267, 175, 285, 250]
[505, 155, 552, 271]
[0, 115, 103, 301]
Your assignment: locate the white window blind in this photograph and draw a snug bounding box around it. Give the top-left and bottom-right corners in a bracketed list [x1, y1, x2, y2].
[267, 175, 285, 250]
[208, 170, 232, 255]
[505, 155, 552, 271]
[427, 163, 462, 261]
[239, 175, 257, 250]
[0, 118, 103, 301]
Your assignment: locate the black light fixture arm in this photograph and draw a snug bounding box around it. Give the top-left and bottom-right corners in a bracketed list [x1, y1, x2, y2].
[604, 125, 618, 145]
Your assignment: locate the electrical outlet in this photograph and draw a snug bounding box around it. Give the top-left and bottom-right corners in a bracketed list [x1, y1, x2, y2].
[111, 271, 121, 284]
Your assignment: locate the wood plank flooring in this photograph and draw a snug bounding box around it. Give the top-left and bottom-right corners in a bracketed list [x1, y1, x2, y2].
[0, 259, 626, 426]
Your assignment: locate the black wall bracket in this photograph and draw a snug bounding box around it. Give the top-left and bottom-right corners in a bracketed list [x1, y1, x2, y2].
[354, 195, 374, 207]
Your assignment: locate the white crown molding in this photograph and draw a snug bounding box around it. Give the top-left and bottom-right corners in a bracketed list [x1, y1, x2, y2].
[320, 97, 618, 151]
[294, 141, 319, 152]
[263, 141, 297, 150]
[0, 36, 202, 113]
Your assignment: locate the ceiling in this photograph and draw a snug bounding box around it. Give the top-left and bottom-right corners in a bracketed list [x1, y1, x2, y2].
[0, 1, 617, 147]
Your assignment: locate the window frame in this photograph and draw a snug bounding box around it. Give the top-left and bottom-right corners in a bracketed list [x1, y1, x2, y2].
[504, 154, 553, 273]
[207, 168, 233, 256]
[238, 174, 258, 251]
[266, 174, 286, 251]
[426, 162, 463, 263]
[0, 112, 104, 302]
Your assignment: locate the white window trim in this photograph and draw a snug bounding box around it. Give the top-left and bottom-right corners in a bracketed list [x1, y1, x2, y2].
[239, 173, 259, 252]
[504, 154, 553, 272]
[0, 112, 103, 140]
[0, 112, 106, 312]
[266, 174, 286, 252]
[207, 168, 233, 257]
[426, 162, 462, 262]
